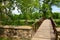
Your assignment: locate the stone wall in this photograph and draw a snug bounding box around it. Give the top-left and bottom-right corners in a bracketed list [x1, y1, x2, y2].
[0, 26, 33, 40]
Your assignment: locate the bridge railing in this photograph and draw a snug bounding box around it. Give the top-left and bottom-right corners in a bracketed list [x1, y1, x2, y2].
[32, 17, 59, 40]
[32, 17, 46, 32]
[49, 18, 58, 40]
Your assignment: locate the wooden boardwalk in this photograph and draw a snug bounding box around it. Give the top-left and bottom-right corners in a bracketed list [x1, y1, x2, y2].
[31, 19, 56, 40]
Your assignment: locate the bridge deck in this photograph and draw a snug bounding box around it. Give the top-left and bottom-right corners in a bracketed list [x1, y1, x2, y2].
[31, 19, 56, 40]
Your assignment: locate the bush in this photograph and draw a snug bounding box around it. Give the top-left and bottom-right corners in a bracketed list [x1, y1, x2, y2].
[54, 19, 60, 27]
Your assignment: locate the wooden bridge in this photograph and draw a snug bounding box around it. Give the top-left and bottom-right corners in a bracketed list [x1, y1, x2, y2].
[0, 18, 60, 40]
[31, 19, 57, 40]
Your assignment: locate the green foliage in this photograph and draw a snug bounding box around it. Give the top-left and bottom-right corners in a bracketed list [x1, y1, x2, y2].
[0, 0, 60, 26]
[16, 0, 33, 13]
[54, 19, 60, 27]
[32, 12, 41, 19]
[52, 12, 60, 19]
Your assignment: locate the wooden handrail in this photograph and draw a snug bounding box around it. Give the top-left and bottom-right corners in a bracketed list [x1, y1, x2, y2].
[49, 17, 58, 40]
[32, 17, 46, 32]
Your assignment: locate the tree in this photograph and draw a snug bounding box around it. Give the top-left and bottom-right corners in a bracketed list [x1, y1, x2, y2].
[0, 0, 16, 25]
[39, 0, 60, 18]
[0, 0, 60, 25]
[16, 0, 40, 24]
